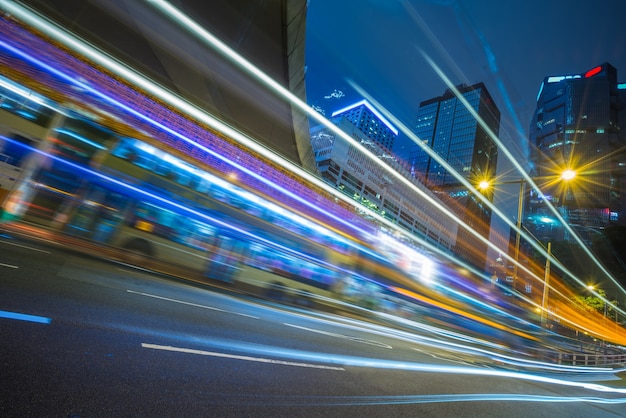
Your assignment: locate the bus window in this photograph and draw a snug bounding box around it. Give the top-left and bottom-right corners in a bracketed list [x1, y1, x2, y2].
[204, 234, 246, 283]
[64, 186, 128, 242]
[0, 78, 56, 127]
[111, 137, 139, 162]
[52, 117, 115, 165]
[0, 134, 36, 166]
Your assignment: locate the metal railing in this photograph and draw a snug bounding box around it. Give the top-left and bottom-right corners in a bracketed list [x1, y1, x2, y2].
[547, 351, 626, 367]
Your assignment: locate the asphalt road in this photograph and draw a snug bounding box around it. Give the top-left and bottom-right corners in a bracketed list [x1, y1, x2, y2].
[1, 231, 626, 417]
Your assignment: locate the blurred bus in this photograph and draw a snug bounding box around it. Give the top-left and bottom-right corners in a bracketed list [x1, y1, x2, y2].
[0, 74, 406, 310]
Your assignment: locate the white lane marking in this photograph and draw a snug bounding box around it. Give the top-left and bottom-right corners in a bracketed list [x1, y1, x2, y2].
[126, 290, 259, 319]
[0, 310, 51, 324]
[284, 323, 393, 349]
[0, 240, 51, 253]
[0, 262, 18, 269]
[141, 343, 345, 370]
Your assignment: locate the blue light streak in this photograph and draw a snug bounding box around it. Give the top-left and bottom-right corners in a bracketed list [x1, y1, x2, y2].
[0, 309, 51, 324]
[0, 134, 350, 275]
[55, 128, 107, 150]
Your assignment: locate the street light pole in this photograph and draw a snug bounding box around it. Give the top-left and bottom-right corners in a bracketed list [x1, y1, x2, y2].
[541, 241, 551, 327]
[479, 178, 526, 290]
[512, 179, 525, 291]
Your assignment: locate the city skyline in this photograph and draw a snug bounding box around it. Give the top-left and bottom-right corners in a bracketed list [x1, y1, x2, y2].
[306, 0, 626, 161]
[306, 0, 626, 259]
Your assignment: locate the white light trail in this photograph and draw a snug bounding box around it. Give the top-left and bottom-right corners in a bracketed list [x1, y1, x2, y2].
[145, 0, 513, 275]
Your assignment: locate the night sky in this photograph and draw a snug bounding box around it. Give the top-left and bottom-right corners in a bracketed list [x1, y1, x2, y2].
[305, 0, 626, 256]
[306, 0, 626, 155]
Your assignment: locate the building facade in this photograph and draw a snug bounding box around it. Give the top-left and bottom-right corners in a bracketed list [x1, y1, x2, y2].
[527, 62, 626, 245]
[311, 109, 458, 254]
[409, 83, 500, 269]
[331, 100, 398, 154]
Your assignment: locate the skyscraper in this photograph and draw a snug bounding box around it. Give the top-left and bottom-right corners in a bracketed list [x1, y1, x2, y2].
[310, 101, 458, 253]
[528, 62, 626, 244]
[331, 100, 398, 154]
[409, 82, 500, 269]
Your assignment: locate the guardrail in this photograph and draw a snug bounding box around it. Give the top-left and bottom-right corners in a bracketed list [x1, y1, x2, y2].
[548, 352, 626, 367]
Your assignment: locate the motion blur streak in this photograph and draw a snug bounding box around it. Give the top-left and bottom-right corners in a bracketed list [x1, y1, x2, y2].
[136, 336, 626, 395]
[0, 310, 51, 324]
[211, 393, 626, 407]
[0, 134, 333, 268]
[0, 5, 378, 245]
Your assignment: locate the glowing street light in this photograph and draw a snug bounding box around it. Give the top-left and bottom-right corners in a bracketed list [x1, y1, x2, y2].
[478, 178, 526, 291]
[561, 169, 576, 181]
[477, 169, 577, 293]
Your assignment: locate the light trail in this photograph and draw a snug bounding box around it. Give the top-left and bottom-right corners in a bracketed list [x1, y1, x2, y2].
[209, 393, 626, 407]
[146, 0, 490, 270]
[0, 309, 51, 323]
[3, 2, 624, 341]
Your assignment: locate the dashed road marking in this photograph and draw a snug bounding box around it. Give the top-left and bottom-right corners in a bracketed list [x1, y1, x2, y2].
[127, 289, 260, 319]
[141, 343, 345, 370]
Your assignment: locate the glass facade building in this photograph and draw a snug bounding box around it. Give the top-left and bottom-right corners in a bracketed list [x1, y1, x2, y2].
[528, 62, 626, 245]
[311, 106, 458, 254]
[331, 100, 398, 154]
[409, 83, 500, 269]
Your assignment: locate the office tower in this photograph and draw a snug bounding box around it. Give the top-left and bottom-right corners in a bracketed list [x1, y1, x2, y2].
[310, 103, 458, 253]
[409, 83, 500, 269]
[331, 100, 398, 154]
[528, 62, 626, 245]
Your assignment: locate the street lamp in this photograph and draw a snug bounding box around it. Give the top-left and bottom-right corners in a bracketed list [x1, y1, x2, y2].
[561, 169, 576, 181]
[478, 178, 526, 291]
[541, 241, 552, 327]
[478, 169, 577, 295]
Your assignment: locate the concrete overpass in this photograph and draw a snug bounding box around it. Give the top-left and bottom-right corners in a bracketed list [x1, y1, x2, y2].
[16, 0, 316, 172]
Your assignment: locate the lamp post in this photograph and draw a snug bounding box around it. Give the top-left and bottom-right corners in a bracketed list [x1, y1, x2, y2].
[541, 241, 551, 327]
[478, 178, 526, 291]
[478, 170, 577, 294]
[585, 284, 611, 346]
